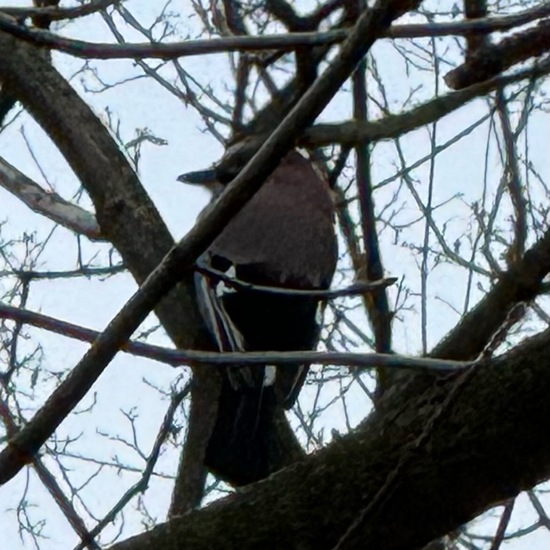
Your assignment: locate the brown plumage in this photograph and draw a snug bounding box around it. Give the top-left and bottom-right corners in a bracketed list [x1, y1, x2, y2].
[209, 151, 337, 290]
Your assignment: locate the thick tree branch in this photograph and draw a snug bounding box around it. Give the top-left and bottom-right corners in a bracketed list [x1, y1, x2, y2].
[108, 328, 550, 550]
[0, 28, 204, 344]
[0, 23, 215, 495]
[446, 19, 550, 89]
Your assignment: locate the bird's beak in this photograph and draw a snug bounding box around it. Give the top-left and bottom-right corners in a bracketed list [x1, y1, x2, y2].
[177, 168, 218, 184]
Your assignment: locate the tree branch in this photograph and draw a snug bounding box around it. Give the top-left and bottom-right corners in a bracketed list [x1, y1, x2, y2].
[446, 19, 550, 89]
[0, 5, 548, 59]
[303, 60, 550, 147]
[0, 0, 422, 487]
[0, 301, 473, 372]
[432, 226, 550, 360]
[0, 156, 101, 240]
[108, 328, 550, 550]
[1, 0, 120, 22]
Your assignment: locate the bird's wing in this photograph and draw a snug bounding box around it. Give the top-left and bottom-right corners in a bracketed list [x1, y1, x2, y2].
[194, 262, 261, 390]
[194, 268, 244, 353]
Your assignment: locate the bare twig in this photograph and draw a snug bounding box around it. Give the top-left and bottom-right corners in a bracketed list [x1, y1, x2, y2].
[72, 385, 191, 550]
[0, 397, 99, 549]
[196, 263, 397, 298]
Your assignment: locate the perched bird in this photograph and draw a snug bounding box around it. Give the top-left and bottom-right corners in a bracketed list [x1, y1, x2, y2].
[179, 150, 338, 484]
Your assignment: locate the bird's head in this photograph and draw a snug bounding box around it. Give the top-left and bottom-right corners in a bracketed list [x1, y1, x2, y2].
[177, 168, 225, 198]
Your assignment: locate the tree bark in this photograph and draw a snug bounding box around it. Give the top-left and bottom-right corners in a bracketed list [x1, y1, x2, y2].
[110, 329, 550, 549]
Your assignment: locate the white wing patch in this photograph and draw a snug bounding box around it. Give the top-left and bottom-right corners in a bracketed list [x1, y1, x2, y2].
[195, 271, 244, 352]
[263, 365, 277, 386]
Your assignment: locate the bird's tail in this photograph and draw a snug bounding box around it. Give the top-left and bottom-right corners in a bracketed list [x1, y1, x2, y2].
[205, 376, 280, 485]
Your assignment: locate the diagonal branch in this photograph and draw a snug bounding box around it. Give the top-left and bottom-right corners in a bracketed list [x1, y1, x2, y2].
[446, 19, 550, 89]
[0, 156, 101, 240]
[432, 227, 550, 360]
[303, 59, 550, 147]
[0, 0, 423, 487]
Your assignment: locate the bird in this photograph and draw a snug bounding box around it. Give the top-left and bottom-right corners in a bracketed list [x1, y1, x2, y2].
[179, 149, 338, 484]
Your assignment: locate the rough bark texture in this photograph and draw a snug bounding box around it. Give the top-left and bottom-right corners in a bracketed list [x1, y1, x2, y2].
[111, 330, 550, 549]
